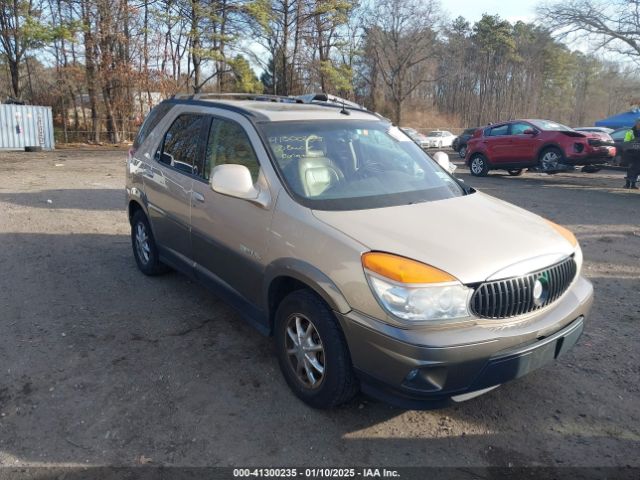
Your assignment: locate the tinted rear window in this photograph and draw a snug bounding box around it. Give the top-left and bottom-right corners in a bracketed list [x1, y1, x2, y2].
[133, 102, 173, 149]
[486, 125, 509, 136]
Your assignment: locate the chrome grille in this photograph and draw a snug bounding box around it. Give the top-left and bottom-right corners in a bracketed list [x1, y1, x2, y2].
[470, 257, 577, 319]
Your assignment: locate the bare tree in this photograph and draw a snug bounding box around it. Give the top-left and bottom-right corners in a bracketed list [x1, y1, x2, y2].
[364, 0, 439, 124]
[539, 0, 640, 60]
[0, 0, 44, 99]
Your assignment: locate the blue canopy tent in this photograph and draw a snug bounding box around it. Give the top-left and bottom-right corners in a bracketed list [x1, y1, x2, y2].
[594, 109, 640, 129]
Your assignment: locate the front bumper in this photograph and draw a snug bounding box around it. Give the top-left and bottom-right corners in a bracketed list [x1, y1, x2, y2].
[565, 146, 616, 164]
[337, 275, 593, 409]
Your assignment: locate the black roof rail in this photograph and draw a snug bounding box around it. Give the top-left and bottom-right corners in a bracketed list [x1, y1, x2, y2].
[294, 93, 365, 111]
[171, 93, 302, 103]
[167, 91, 384, 119]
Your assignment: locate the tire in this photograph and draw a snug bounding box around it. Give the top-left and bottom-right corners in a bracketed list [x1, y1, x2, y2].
[131, 210, 169, 276]
[458, 145, 467, 159]
[274, 289, 358, 409]
[507, 169, 524, 176]
[469, 154, 490, 177]
[538, 147, 564, 172]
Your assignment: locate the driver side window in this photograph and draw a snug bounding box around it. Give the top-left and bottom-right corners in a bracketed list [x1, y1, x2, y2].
[511, 123, 532, 135]
[205, 119, 261, 182]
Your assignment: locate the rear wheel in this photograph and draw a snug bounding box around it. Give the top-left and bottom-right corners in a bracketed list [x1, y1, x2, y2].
[131, 210, 169, 276]
[539, 147, 564, 172]
[275, 290, 357, 409]
[507, 169, 524, 176]
[469, 154, 489, 177]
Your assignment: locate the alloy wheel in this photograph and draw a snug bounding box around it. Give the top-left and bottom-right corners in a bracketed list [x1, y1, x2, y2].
[285, 314, 325, 389]
[135, 222, 151, 265]
[541, 151, 560, 171]
[471, 157, 484, 175]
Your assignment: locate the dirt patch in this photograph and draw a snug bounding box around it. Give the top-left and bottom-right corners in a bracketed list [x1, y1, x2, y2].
[0, 150, 638, 467]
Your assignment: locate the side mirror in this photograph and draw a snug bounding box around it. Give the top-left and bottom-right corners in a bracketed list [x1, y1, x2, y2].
[211, 164, 269, 207]
[523, 128, 537, 135]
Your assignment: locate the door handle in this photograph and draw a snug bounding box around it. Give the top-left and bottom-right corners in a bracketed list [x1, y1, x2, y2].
[192, 192, 205, 203]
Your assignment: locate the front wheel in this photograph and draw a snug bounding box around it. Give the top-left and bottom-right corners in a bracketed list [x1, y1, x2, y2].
[458, 145, 467, 159]
[507, 169, 524, 176]
[469, 155, 490, 177]
[275, 290, 358, 409]
[539, 147, 564, 173]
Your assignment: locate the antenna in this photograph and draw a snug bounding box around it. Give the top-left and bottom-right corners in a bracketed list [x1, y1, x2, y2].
[339, 97, 350, 116]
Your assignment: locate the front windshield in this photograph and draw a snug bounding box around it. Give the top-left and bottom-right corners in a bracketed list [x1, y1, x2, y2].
[260, 120, 464, 211]
[427, 131, 442, 137]
[530, 120, 573, 131]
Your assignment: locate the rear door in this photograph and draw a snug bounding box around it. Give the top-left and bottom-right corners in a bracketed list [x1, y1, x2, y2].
[143, 112, 208, 264]
[190, 114, 275, 307]
[483, 124, 511, 163]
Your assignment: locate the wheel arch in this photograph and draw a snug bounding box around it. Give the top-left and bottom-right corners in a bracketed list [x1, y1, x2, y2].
[536, 142, 565, 160]
[128, 199, 146, 225]
[264, 259, 351, 334]
[468, 151, 492, 170]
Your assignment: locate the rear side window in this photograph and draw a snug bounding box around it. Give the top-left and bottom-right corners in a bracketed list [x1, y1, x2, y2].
[158, 114, 207, 176]
[205, 119, 260, 182]
[486, 125, 509, 136]
[133, 102, 173, 150]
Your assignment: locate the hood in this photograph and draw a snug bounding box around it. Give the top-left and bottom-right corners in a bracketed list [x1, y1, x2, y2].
[585, 131, 612, 141]
[558, 130, 587, 138]
[312, 192, 575, 284]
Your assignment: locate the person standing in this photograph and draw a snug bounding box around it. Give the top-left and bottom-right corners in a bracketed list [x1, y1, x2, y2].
[623, 118, 640, 189]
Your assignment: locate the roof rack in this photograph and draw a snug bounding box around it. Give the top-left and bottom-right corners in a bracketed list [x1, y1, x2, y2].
[169, 91, 380, 118]
[172, 93, 302, 103]
[294, 93, 366, 111]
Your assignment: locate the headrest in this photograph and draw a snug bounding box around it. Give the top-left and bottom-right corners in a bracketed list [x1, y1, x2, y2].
[305, 135, 325, 157]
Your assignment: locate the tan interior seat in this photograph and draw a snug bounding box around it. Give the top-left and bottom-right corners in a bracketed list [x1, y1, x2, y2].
[298, 136, 344, 197]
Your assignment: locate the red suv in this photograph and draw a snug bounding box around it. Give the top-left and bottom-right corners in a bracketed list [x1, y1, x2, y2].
[465, 119, 616, 177]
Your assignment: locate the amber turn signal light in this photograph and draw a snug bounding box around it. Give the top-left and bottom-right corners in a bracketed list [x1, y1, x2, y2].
[362, 252, 457, 284]
[546, 220, 578, 248]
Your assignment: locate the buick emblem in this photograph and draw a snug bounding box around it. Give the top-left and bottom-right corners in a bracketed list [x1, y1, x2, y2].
[532, 275, 549, 306]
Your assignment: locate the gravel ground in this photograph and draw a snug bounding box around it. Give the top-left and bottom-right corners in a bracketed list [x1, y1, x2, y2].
[0, 148, 638, 468]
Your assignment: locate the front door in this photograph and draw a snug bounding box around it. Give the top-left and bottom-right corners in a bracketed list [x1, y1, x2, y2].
[509, 122, 539, 163]
[143, 113, 208, 263]
[190, 114, 275, 306]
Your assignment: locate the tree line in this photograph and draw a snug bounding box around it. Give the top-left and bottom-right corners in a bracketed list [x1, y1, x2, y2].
[1, 0, 639, 143]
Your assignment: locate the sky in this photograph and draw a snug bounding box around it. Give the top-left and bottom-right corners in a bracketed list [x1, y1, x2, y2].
[445, 0, 537, 24]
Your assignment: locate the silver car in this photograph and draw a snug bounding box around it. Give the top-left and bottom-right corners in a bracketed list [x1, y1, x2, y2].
[126, 94, 593, 409]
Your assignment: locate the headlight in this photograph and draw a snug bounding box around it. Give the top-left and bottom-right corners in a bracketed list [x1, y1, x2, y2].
[362, 252, 472, 323]
[574, 243, 583, 275]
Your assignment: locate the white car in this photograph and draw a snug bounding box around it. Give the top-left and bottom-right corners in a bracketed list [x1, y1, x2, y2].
[424, 130, 456, 148]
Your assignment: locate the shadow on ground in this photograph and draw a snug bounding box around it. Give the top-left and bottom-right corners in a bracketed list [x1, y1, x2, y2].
[0, 231, 638, 467]
[0, 189, 124, 211]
